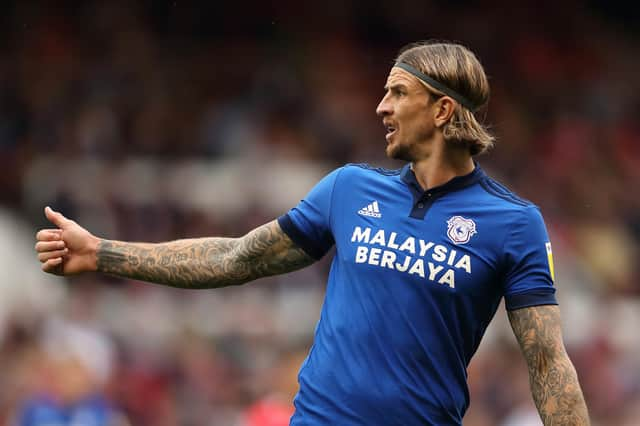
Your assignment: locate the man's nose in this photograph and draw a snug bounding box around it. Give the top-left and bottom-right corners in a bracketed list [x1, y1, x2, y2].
[376, 95, 392, 116]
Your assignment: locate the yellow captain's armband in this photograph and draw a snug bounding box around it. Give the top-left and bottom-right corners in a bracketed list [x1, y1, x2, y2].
[545, 242, 555, 281]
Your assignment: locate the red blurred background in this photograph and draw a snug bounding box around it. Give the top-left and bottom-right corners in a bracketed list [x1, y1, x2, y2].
[0, 1, 638, 425]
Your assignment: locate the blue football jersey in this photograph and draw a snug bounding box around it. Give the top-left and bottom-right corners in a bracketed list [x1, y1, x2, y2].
[278, 163, 557, 426]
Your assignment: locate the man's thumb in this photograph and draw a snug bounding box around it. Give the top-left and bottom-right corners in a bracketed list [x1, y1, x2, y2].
[44, 206, 70, 228]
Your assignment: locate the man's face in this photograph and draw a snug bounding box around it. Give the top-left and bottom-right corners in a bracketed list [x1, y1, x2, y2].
[376, 67, 436, 162]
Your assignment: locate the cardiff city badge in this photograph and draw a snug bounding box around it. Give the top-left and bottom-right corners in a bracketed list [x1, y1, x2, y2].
[446, 216, 477, 245]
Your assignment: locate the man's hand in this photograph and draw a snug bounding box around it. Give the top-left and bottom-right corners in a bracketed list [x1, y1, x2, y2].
[35, 207, 100, 275]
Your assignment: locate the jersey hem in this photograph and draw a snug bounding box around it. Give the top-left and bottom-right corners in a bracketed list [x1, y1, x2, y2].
[505, 289, 558, 311]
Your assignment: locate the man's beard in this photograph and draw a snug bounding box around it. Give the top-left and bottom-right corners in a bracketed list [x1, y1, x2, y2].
[385, 126, 434, 162]
[386, 141, 415, 162]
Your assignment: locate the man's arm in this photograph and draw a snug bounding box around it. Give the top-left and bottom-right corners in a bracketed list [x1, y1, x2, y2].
[96, 221, 315, 288]
[36, 207, 315, 288]
[508, 304, 590, 425]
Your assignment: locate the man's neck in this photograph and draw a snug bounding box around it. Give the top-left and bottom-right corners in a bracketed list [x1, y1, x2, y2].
[410, 145, 475, 191]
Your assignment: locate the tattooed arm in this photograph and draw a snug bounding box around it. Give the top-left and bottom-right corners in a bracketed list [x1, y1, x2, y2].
[35, 207, 315, 288]
[508, 305, 590, 425]
[97, 221, 315, 288]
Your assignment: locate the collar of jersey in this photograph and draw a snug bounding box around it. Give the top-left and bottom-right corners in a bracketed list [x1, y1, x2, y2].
[400, 162, 485, 195]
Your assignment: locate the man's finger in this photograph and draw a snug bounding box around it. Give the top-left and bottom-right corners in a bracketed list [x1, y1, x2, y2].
[36, 229, 62, 241]
[44, 206, 71, 229]
[42, 257, 63, 274]
[35, 240, 66, 252]
[38, 248, 68, 263]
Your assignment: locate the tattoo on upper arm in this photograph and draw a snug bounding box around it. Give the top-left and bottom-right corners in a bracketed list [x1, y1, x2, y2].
[97, 220, 315, 288]
[235, 220, 316, 278]
[508, 305, 589, 425]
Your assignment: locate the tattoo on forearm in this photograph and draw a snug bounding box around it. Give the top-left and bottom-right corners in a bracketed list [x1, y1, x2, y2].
[96, 221, 315, 288]
[508, 305, 590, 425]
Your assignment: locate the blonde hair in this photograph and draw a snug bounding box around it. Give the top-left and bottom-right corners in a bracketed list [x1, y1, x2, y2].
[396, 41, 495, 155]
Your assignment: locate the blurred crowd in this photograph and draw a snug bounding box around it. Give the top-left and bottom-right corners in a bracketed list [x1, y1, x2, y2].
[0, 0, 639, 425]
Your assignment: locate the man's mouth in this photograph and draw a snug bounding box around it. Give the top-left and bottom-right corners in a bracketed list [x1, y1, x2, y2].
[385, 124, 397, 141]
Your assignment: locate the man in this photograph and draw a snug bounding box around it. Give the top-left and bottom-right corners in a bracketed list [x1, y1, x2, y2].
[35, 41, 589, 425]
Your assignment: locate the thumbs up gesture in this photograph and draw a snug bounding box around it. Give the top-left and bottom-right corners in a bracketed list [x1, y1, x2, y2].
[35, 207, 100, 275]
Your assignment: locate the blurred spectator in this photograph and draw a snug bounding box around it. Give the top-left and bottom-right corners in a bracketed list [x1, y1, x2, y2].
[10, 318, 128, 426]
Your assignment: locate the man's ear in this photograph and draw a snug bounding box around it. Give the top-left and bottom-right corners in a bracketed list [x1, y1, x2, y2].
[433, 96, 457, 128]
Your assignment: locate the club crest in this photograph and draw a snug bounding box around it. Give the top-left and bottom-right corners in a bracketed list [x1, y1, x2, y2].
[446, 216, 477, 245]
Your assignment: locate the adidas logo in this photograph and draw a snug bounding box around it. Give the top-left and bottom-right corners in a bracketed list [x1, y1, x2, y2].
[358, 201, 382, 218]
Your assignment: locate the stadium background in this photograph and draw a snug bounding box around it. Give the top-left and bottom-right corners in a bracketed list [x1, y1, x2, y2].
[1, 0, 639, 424]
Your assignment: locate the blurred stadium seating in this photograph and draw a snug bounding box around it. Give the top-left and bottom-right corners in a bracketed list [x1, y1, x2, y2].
[0, 1, 638, 424]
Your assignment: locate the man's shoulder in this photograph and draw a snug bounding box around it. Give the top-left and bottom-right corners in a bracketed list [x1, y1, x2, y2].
[472, 174, 552, 238]
[340, 163, 402, 178]
[318, 163, 402, 202]
[476, 174, 537, 211]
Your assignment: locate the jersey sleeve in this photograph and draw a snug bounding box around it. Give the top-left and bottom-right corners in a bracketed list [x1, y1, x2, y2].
[277, 168, 341, 260]
[502, 205, 558, 310]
